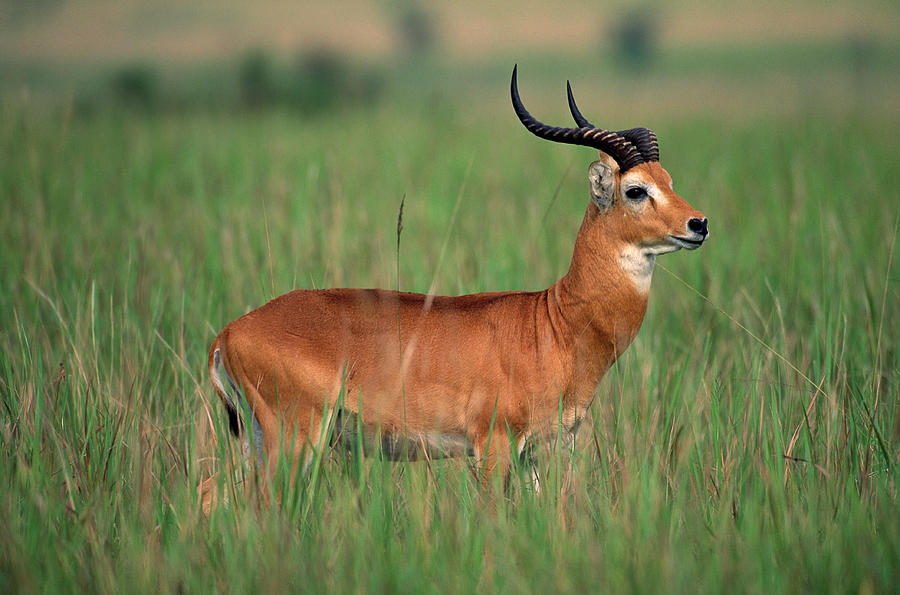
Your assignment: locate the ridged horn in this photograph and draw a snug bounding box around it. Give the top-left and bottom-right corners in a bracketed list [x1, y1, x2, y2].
[511, 65, 644, 171]
[566, 80, 660, 163]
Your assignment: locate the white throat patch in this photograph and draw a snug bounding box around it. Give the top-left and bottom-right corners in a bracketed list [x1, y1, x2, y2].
[618, 246, 657, 294]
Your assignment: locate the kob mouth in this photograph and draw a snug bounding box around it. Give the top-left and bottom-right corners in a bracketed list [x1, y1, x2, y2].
[669, 235, 705, 250]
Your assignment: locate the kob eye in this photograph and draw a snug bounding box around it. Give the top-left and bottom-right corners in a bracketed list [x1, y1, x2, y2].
[625, 187, 647, 200]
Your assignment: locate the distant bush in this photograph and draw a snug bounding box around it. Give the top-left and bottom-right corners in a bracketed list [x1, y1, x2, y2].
[611, 9, 658, 71]
[239, 49, 276, 109]
[396, 4, 437, 56]
[846, 34, 878, 73]
[75, 49, 383, 115]
[293, 49, 345, 112]
[110, 63, 159, 110]
[291, 49, 384, 114]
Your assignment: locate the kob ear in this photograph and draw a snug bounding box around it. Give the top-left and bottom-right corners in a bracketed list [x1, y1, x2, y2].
[588, 153, 619, 209]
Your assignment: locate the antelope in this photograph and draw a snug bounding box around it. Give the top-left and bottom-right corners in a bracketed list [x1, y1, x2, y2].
[203, 66, 708, 504]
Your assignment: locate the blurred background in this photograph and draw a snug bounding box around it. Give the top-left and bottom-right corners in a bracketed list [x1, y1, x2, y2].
[3, 4, 900, 591]
[1, 0, 898, 120]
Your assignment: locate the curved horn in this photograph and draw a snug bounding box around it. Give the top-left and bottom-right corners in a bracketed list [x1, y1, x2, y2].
[566, 80, 593, 128]
[567, 80, 660, 163]
[511, 65, 644, 171]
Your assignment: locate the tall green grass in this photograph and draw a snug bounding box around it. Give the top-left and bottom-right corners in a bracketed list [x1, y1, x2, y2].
[1, 98, 897, 592]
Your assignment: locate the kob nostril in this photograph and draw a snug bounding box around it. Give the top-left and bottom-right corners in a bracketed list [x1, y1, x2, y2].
[688, 217, 708, 236]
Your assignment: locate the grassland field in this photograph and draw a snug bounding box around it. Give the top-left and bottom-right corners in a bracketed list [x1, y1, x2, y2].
[1, 43, 899, 592]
